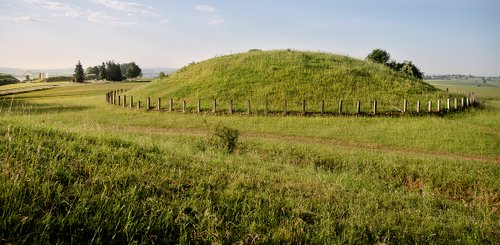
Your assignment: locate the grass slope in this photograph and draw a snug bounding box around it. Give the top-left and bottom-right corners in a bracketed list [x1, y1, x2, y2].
[0, 73, 20, 86]
[132, 50, 443, 111]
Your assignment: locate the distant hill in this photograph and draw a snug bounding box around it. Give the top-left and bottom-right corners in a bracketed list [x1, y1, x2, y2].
[0, 73, 20, 85]
[131, 50, 442, 108]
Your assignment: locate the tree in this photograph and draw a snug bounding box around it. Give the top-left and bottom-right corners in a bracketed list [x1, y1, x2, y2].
[74, 61, 85, 83]
[368, 49, 424, 79]
[85, 67, 94, 75]
[98, 62, 107, 80]
[159, 72, 166, 78]
[400, 61, 423, 79]
[366, 49, 390, 64]
[125, 62, 142, 79]
[105, 61, 123, 81]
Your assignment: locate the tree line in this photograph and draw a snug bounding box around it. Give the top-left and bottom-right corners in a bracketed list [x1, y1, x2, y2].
[74, 61, 142, 83]
[366, 49, 423, 79]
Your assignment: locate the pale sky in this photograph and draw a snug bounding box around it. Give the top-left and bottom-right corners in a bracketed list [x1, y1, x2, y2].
[1, 0, 499, 76]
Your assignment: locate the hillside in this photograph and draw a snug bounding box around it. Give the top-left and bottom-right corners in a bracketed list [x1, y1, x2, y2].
[0, 73, 20, 86]
[131, 50, 442, 109]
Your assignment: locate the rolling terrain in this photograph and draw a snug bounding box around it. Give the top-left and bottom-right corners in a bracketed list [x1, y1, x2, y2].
[0, 71, 498, 243]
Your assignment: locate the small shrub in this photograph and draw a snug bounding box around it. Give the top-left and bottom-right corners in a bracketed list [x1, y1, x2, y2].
[213, 124, 239, 153]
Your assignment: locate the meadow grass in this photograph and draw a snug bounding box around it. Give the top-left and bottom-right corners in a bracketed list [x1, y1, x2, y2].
[0, 81, 499, 243]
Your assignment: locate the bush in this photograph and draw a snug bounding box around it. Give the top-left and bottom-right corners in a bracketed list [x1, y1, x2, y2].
[366, 49, 390, 64]
[213, 124, 239, 153]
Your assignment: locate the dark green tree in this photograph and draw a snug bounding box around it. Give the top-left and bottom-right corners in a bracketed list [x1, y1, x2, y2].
[366, 49, 391, 64]
[85, 67, 94, 75]
[98, 62, 107, 80]
[105, 61, 123, 81]
[159, 71, 166, 78]
[400, 61, 423, 79]
[125, 62, 142, 79]
[74, 61, 85, 83]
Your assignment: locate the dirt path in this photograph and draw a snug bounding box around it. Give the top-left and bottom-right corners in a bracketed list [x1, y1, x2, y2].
[104, 125, 499, 165]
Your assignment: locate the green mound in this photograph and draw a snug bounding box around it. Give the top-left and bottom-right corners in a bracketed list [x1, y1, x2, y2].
[0, 73, 20, 86]
[131, 50, 444, 112]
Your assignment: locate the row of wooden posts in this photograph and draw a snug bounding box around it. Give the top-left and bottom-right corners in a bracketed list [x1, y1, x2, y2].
[105, 90, 477, 115]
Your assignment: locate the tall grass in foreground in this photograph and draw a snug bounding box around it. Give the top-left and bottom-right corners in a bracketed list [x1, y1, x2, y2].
[1, 119, 498, 243]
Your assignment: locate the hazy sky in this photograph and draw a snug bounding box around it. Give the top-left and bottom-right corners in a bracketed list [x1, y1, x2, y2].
[1, 0, 499, 76]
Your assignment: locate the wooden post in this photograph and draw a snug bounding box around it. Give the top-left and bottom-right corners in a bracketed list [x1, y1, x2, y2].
[169, 98, 173, 112]
[284, 99, 287, 115]
[118, 96, 121, 106]
[454, 98, 458, 110]
[373, 99, 377, 114]
[321, 98, 325, 115]
[447, 98, 450, 110]
[213, 99, 216, 113]
[157, 98, 161, 110]
[229, 99, 233, 114]
[265, 96, 269, 114]
[123, 95, 126, 108]
[466, 97, 470, 107]
[130, 96, 133, 109]
[339, 100, 343, 114]
[147, 97, 151, 110]
[302, 100, 306, 115]
[137, 101, 141, 110]
[428, 100, 432, 112]
[197, 98, 201, 113]
[247, 98, 251, 115]
[183, 100, 186, 113]
[416, 100, 420, 113]
[437, 99, 441, 112]
[461, 97, 465, 108]
[403, 99, 408, 113]
[356, 100, 361, 114]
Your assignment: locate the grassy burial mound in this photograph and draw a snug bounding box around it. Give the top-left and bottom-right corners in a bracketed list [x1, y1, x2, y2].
[131, 50, 445, 113]
[0, 73, 20, 86]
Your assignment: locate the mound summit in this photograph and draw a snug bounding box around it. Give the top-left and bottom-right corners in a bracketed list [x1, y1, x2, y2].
[132, 50, 440, 104]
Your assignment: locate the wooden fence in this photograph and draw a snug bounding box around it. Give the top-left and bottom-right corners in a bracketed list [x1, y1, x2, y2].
[105, 90, 478, 116]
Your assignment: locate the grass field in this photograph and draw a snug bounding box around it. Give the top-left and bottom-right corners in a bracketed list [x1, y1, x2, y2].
[1, 80, 499, 243]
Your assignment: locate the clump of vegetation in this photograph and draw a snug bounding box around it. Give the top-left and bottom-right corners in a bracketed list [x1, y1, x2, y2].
[366, 49, 424, 79]
[213, 124, 239, 153]
[195, 121, 240, 153]
[84, 61, 142, 81]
